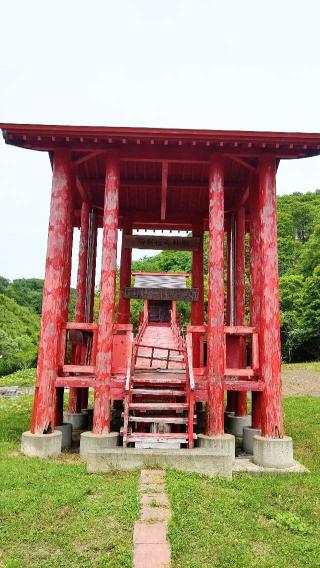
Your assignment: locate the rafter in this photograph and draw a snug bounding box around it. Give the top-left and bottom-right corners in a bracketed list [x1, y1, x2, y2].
[73, 150, 104, 167]
[227, 155, 257, 173]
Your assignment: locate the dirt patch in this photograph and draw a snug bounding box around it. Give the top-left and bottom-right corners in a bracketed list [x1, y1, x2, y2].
[282, 369, 320, 397]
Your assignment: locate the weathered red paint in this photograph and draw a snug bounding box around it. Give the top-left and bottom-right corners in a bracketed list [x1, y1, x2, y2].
[258, 157, 283, 438]
[93, 155, 120, 434]
[225, 218, 236, 413]
[89, 222, 98, 321]
[31, 149, 73, 434]
[118, 225, 132, 324]
[249, 177, 262, 429]
[206, 156, 225, 436]
[69, 201, 90, 413]
[54, 188, 74, 426]
[191, 226, 204, 367]
[235, 206, 247, 416]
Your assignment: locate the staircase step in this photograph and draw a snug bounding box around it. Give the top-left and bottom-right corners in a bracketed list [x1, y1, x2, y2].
[129, 402, 188, 411]
[127, 415, 195, 424]
[133, 377, 186, 385]
[127, 433, 197, 443]
[131, 388, 185, 397]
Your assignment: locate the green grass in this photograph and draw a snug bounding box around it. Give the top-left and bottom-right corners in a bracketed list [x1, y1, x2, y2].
[0, 396, 140, 568]
[282, 361, 320, 372]
[1, 391, 320, 568]
[0, 368, 36, 387]
[166, 397, 320, 568]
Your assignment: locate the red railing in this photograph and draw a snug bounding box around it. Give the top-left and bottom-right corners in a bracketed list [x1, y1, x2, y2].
[186, 323, 261, 391]
[185, 333, 195, 448]
[171, 310, 195, 448]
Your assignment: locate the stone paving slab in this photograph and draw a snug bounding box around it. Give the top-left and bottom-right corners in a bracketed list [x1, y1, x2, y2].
[134, 543, 171, 568]
[141, 505, 171, 522]
[134, 470, 171, 568]
[134, 522, 167, 544]
[141, 493, 170, 508]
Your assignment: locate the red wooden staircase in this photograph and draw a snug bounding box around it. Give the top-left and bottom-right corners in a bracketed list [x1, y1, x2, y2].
[122, 315, 196, 448]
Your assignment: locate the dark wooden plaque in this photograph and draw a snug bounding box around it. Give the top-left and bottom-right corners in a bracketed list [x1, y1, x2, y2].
[122, 287, 199, 302]
[123, 235, 199, 251]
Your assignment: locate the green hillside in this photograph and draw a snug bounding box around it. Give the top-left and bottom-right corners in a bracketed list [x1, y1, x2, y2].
[0, 294, 40, 376]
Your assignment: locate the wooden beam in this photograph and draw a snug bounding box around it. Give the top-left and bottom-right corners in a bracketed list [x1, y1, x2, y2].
[73, 150, 104, 166]
[85, 178, 242, 191]
[227, 155, 257, 173]
[122, 287, 199, 302]
[123, 235, 200, 251]
[161, 160, 168, 220]
[76, 177, 91, 202]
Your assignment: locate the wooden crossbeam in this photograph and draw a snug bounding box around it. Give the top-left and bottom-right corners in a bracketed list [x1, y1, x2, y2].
[122, 287, 199, 302]
[123, 235, 199, 251]
[73, 150, 104, 166]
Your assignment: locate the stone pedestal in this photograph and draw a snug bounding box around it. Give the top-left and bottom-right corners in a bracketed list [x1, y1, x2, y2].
[80, 431, 119, 461]
[63, 411, 87, 430]
[21, 431, 62, 458]
[197, 433, 235, 462]
[229, 415, 251, 437]
[242, 427, 261, 454]
[253, 435, 294, 468]
[56, 423, 73, 450]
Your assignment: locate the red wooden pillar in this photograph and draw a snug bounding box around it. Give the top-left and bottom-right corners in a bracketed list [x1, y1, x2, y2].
[250, 178, 262, 429]
[225, 216, 236, 413]
[206, 155, 225, 436]
[81, 212, 98, 411]
[93, 154, 120, 434]
[89, 220, 98, 322]
[258, 157, 283, 438]
[69, 201, 90, 413]
[54, 186, 74, 426]
[191, 225, 204, 367]
[31, 149, 73, 434]
[118, 225, 132, 324]
[235, 206, 248, 416]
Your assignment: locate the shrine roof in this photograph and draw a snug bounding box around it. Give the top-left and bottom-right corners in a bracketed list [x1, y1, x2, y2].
[2, 122, 320, 231]
[1, 122, 320, 160]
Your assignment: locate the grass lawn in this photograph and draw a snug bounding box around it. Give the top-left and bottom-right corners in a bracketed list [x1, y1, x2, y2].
[0, 369, 36, 388]
[166, 396, 320, 568]
[282, 361, 320, 372]
[1, 389, 319, 568]
[0, 395, 140, 568]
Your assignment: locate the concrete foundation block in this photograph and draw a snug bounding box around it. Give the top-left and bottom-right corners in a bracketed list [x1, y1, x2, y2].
[242, 427, 261, 454]
[86, 448, 233, 479]
[56, 423, 73, 450]
[253, 435, 294, 468]
[80, 431, 119, 461]
[21, 430, 62, 458]
[229, 415, 251, 437]
[63, 412, 87, 430]
[197, 433, 235, 462]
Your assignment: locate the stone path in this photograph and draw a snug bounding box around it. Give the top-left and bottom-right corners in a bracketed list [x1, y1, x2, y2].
[133, 469, 171, 568]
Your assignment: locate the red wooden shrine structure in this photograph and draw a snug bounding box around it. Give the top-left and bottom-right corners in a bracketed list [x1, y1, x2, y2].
[2, 123, 320, 454]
